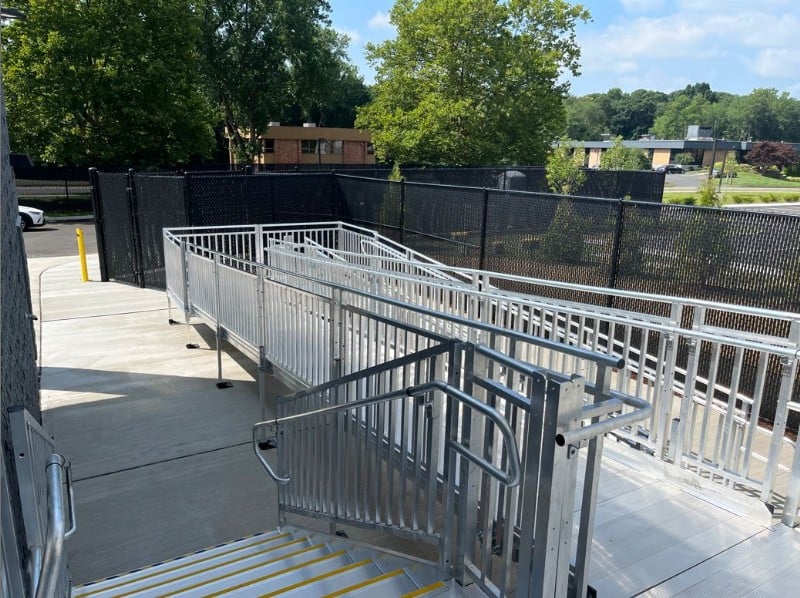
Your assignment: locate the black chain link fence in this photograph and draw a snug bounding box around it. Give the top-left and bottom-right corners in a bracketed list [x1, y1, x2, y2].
[398, 166, 665, 202]
[91, 167, 799, 426]
[93, 171, 138, 286]
[92, 170, 342, 286]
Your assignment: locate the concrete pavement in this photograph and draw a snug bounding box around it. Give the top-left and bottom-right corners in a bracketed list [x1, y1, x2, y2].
[32, 255, 292, 585]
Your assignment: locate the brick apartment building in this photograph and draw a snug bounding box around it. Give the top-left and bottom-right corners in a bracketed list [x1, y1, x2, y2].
[229, 123, 376, 167]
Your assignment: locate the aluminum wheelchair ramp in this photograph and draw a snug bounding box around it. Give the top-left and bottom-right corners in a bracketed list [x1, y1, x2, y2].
[71, 526, 453, 597]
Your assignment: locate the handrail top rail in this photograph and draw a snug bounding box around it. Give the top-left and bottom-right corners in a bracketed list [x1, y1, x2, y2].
[263, 243, 678, 327]
[253, 379, 522, 488]
[164, 221, 800, 323]
[168, 229, 800, 358]
[276, 341, 456, 405]
[170, 234, 623, 367]
[256, 244, 800, 359]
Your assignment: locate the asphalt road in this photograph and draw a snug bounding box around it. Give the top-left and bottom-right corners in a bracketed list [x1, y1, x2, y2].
[17, 184, 91, 198]
[22, 221, 98, 258]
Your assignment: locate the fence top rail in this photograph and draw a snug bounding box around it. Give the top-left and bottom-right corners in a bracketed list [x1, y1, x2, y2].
[334, 173, 627, 203]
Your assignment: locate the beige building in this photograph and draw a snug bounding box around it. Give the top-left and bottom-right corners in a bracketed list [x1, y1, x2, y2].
[574, 126, 800, 169]
[230, 123, 376, 167]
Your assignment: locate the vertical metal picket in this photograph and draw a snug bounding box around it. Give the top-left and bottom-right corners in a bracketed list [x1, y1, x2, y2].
[88, 167, 109, 281]
[126, 169, 146, 288]
[528, 377, 584, 598]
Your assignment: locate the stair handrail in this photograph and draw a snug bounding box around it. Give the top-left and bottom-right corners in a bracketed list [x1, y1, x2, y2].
[253, 381, 522, 489]
[35, 453, 74, 598]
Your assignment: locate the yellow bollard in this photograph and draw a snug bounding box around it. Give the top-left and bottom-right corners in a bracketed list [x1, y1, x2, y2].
[76, 227, 89, 282]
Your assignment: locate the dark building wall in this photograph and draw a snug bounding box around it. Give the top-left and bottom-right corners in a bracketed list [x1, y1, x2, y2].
[1, 69, 41, 584]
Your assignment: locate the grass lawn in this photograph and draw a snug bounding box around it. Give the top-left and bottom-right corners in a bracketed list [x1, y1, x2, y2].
[664, 190, 800, 206]
[726, 172, 800, 188]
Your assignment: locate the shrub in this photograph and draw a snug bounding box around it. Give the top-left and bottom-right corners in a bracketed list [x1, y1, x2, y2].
[539, 200, 586, 264]
[617, 208, 646, 276]
[696, 179, 721, 207]
[673, 152, 695, 165]
[676, 212, 734, 287]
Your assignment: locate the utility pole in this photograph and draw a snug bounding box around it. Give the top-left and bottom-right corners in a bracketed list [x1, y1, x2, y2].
[717, 146, 728, 192]
[707, 129, 718, 181]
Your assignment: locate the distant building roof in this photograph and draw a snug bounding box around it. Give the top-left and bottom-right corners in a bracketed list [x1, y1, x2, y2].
[561, 139, 800, 152]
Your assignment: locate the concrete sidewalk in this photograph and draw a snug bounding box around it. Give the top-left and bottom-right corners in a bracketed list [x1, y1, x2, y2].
[33, 255, 291, 585]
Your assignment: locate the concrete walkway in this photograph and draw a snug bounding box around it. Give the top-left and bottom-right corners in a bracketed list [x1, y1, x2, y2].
[29, 254, 800, 595]
[33, 255, 292, 585]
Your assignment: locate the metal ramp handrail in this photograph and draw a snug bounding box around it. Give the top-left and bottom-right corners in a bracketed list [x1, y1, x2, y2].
[9, 408, 75, 598]
[164, 223, 800, 525]
[253, 380, 522, 488]
[251, 339, 651, 597]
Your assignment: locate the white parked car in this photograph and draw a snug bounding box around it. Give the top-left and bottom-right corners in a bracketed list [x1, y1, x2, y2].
[18, 205, 46, 231]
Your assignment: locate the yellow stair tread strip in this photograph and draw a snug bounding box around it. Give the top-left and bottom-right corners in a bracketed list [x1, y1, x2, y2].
[75, 533, 293, 597]
[402, 581, 446, 597]
[322, 568, 405, 597]
[200, 550, 350, 598]
[117, 540, 318, 598]
[259, 559, 374, 598]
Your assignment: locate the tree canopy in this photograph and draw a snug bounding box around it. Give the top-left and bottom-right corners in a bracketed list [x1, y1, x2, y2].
[2, 0, 215, 166]
[546, 138, 586, 194]
[198, 0, 367, 160]
[565, 85, 800, 143]
[599, 136, 650, 170]
[2, 0, 369, 166]
[745, 141, 797, 172]
[356, 0, 590, 166]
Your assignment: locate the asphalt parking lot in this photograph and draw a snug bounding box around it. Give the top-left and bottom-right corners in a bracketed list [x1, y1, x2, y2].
[22, 221, 97, 258]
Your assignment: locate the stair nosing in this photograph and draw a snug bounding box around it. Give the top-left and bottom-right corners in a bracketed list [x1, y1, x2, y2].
[111, 540, 319, 598]
[402, 580, 447, 597]
[72, 529, 285, 592]
[260, 558, 374, 598]
[322, 567, 406, 598]
[172, 548, 348, 598]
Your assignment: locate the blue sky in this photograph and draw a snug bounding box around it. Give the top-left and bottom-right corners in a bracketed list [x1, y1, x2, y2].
[328, 0, 800, 98]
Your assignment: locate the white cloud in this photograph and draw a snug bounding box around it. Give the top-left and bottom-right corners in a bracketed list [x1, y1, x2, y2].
[610, 60, 639, 75]
[368, 11, 392, 29]
[749, 48, 800, 79]
[573, 4, 800, 96]
[620, 0, 665, 13]
[335, 27, 362, 44]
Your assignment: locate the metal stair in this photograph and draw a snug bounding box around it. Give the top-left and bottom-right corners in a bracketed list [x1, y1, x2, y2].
[71, 526, 451, 598]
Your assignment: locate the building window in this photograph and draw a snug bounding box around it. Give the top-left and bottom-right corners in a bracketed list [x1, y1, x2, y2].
[263, 139, 275, 153]
[331, 140, 343, 154]
[301, 139, 317, 154]
[367, 143, 375, 155]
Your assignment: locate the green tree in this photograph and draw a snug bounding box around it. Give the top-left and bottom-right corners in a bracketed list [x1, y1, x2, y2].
[540, 200, 585, 264]
[599, 136, 650, 170]
[198, 0, 357, 161]
[285, 28, 371, 128]
[546, 138, 586, 194]
[2, 0, 214, 166]
[599, 88, 667, 139]
[651, 95, 713, 140]
[564, 95, 607, 140]
[696, 179, 721, 207]
[673, 152, 696, 165]
[676, 211, 733, 287]
[356, 0, 590, 165]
